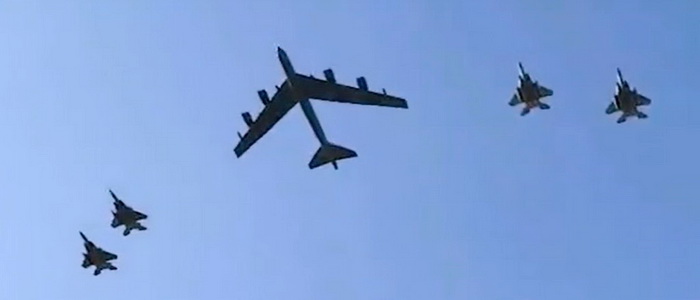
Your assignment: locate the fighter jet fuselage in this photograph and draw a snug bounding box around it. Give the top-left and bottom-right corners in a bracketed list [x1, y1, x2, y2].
[80, 232, 118, 276]
[605, 69, 651, 123]
[518, 79, 541, 105]
[508, 63, 553, 116]
[615, 87, 639, 113]
[109, 190, 148, 236]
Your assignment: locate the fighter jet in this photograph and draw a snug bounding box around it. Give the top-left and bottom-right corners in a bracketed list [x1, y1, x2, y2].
[80, 231, 118, 276]
[233, 47, 409, 170]
[508, 62, 554, 116]
[605, 68, 651, 123]
[109, 189, 148, 236]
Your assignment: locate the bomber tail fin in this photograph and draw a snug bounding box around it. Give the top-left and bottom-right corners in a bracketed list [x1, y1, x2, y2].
[308, 143, 357, 169]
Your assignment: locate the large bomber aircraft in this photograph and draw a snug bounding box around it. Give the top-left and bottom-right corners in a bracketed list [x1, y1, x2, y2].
[109, 190, 148, 236]
[508, 62, 554, 116]
[605, 68, 651, 123]
[80, 232, 118, 276]
[233, 47, 409, 170]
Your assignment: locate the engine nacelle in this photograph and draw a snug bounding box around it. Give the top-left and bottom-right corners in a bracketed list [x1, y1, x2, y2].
[356, 76, 368, 91]
[323, 69, 336, 83]
[241, 112, 254, 127]
[257, 90, 270, 105]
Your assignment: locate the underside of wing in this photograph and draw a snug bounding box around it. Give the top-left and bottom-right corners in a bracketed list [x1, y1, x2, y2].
[636, 93, 651, 106]
[605, 102, 618, 114]
[111, 216, 122, 228]
[100, 249, 118, 261]
[295, 74, 408, 108]
[82, 255, 92, 268]
[234, 82, 297, 157]
[537, 85, 553, 97]
[134, 210, 148, 220]
[508, 93, 521, 106]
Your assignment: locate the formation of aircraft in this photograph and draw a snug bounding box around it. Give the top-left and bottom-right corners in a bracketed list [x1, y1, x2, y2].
[73, 48, 655, 277]
[80, 232, 118, 276]
[79, 190, 148, 275]
[507, 64, 652, 121]
[233, 47, 409, 170]
[234, 48, 653, 170]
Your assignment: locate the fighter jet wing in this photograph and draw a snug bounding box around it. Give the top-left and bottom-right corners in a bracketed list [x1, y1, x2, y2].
[508, 93, 521, 106]
[605, 102, 618, 114]
[295, 75, 408, 108]
[111, 215, 123, 228]
[635, 93, 651, 106]
[81, 256, 92, 268]
[99, 249, 118, 261]
[537, 85, 553, 97]
[133, 210, 148, 220]
[234, 81, 297, 157]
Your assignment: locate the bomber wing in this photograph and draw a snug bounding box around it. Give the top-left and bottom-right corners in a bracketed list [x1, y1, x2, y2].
[234, 81, 297, 157]
[295, 74, 408, 108]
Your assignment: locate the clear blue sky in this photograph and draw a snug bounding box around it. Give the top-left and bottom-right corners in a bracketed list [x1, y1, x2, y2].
[0, 1, 698, 299]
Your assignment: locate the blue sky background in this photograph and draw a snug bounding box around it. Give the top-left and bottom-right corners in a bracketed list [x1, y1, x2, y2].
[0, 1, 698, 299]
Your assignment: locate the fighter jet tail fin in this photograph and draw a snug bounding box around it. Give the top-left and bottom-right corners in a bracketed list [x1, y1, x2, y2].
[308, 143, 357, 170]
